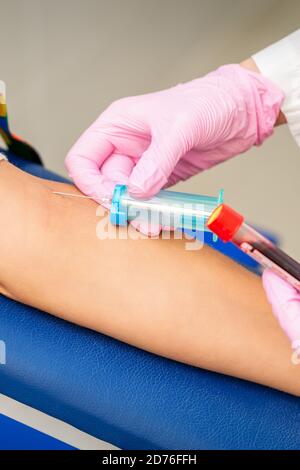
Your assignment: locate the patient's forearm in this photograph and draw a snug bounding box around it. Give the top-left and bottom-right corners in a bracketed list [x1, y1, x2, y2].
[0, 162, 299, 395]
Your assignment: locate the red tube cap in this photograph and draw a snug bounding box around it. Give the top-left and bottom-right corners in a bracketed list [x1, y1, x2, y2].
[207, 204, 244, 242]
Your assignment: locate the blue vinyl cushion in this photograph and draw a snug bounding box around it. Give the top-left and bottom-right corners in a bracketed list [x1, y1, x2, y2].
[0, 413, 74, 450]
[0, 151, 300, 449]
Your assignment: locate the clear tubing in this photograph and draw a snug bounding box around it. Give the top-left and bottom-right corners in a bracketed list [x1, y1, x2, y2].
[232, 222, 300, 291]
[110, 184, 224, 232]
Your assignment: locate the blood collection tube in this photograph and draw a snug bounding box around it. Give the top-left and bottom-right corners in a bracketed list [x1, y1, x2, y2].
[207, 203, 300, 291]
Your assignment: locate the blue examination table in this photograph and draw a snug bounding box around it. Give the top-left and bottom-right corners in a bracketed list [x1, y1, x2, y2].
[0, 151, 300, 450]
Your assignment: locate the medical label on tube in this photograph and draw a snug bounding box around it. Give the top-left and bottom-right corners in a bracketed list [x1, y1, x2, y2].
[207, 204, 300, 292]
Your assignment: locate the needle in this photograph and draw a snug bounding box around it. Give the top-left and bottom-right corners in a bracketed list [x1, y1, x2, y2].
[52, 191, 111, 205]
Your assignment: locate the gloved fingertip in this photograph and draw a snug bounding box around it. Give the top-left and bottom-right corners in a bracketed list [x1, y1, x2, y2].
[128, 176, 163, 199]
[130, 220, 161, 237]
[128, 159, 168, 199]
[97, 199, 111, 210]
[161, 225, 175, 232]
[128, 186, 155, 199]
[262, 269, 300, 344]
[262, 269, 298, 304]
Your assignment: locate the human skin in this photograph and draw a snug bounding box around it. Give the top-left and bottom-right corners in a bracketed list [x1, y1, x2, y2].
[0, 161, 299, 396]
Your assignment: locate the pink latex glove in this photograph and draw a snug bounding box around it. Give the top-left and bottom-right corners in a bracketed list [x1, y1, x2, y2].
[65, 64, 283, 230]
[263, 269, 300, 350]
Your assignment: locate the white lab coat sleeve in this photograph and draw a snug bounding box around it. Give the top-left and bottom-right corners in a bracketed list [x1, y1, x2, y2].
[252, 29, 300, 147]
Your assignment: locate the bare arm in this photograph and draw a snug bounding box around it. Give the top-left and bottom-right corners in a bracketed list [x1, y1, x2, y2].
[0, 161, 299, 395]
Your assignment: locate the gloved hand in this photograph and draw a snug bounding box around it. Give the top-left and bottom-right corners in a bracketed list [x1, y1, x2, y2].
[65, 64, 283, 230]
[263, 269, 300, 353]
